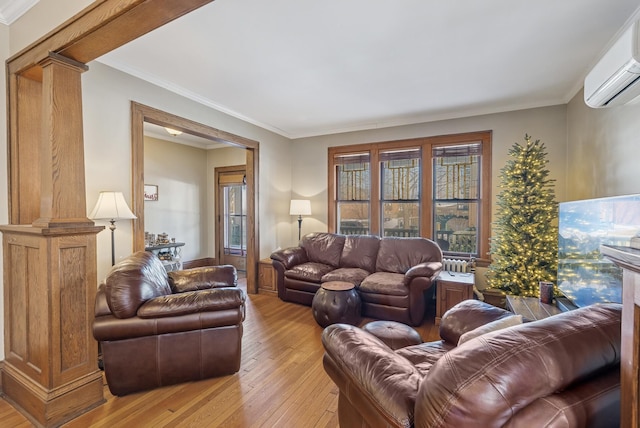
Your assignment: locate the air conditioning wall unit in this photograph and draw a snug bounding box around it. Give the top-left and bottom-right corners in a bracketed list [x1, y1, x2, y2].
[584, 20, 640, 108]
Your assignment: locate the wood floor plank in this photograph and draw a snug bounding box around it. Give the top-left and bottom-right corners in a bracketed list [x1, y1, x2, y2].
[0, 279, 441, 427]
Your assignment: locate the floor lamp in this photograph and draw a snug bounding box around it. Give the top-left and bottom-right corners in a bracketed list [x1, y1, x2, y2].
[290, 199, 312, 241]
[89, 191, 137, 266]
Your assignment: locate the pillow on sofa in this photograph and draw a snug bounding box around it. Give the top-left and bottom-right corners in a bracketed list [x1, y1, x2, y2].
[457, 314, 523, 346]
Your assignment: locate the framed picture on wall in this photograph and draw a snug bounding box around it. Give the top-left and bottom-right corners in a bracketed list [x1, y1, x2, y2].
[144, 184, 159, 201]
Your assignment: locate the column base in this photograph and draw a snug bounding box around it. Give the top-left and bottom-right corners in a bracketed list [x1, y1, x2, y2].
[2, 363, 104, 428]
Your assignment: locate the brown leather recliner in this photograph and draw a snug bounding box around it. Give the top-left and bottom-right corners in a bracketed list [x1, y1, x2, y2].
[93, 251, 246, 396]
[322, 300, 621, 427]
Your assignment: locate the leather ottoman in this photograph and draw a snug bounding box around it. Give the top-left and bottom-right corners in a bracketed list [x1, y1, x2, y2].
[362, 320, 423, 350]
[312, 281, 361, 327]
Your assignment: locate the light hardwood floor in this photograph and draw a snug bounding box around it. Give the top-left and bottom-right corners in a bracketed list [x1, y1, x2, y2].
[0, 280, 440, 427]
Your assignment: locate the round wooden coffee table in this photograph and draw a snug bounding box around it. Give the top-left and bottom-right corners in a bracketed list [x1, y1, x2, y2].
[312, 281, 361, 328]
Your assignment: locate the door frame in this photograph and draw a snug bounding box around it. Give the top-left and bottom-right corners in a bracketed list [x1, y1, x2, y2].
[131, 102, 260, 293]
[215, 165, 248, 271]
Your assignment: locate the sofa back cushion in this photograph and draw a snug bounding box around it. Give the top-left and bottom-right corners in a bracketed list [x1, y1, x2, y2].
[301, 232, 345, 267]
[105, 251, 172, 318]
[415, 303, 622, 427]
[376, 237, 442, 274]
[340, 235, 380, 272]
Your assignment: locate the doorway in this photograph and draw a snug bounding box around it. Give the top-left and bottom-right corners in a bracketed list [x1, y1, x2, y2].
[216, 166, 247, 272]
[131, 102, 260, 293]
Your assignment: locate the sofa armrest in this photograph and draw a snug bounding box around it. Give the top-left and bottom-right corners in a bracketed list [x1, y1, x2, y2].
[322, 324, 422, 427]
[168, 265, 237, 293]
[439, 299, 515, 345]
[271, 247, 308, 269]
[95, 283, 112, 317]
[137, 287, 245, 318]
[405, 261, 442, 282]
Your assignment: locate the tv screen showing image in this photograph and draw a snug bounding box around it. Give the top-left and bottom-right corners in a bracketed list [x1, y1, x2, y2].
[558, 194, 640, 308]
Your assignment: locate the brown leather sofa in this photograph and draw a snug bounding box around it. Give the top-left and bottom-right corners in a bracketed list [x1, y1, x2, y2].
[271, 232, 443, 326]
[93, 251, 246, 396]
[322, 300, 621, 427]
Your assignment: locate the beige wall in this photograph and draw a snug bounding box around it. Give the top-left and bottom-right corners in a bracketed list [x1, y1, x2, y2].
[9, 0, 91, 54]
[82, 61, 292, 281]
[566, 88, 640, 200]
[144, 136, 208, 262]
[291, 105, 569, 239]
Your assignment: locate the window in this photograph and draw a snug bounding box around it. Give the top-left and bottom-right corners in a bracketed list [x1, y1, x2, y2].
[335, 153, 370, 235]
[380, 149, 420, 237]
[328, 131, 491, 260]
[433, 143, 481, 255]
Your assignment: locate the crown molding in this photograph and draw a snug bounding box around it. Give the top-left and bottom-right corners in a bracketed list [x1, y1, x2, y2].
[0, 0, 39, 25]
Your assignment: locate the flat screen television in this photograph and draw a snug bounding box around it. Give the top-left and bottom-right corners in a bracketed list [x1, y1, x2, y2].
[557, 194, 640, 308]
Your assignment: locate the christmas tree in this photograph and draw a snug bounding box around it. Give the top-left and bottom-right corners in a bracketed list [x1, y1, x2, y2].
[486, 135, 558, 296]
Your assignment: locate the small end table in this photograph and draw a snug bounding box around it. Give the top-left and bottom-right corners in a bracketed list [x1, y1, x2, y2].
[312, 281, 361, 328]
[435, 271, 475, 325]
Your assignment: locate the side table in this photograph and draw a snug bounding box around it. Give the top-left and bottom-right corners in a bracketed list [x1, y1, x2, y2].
[506, 295, 562, 321]
[312, 281, 361, 328]
[145, 242, 185, 272]
[435, 271, 474, 325]
[258, 258, 277, 295]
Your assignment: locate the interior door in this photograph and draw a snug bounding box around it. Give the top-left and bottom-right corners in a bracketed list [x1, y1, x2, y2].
[218, 168, 247, 272]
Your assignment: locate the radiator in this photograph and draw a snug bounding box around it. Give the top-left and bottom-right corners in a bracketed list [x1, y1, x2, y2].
[443, 258, 469, 273]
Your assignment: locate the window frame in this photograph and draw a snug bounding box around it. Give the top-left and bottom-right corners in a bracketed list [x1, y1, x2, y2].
[328, 131, 492, 261]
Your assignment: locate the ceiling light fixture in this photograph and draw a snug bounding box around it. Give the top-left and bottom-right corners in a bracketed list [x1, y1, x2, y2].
[164, 127, 183, 136]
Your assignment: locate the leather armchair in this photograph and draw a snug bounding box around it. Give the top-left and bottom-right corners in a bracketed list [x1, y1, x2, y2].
[93, 251, 246, 396]
[323, 300, 621, 427]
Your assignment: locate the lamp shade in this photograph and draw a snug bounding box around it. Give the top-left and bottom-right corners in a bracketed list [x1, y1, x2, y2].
[89, 191, 137, 221]
[289, 199, 311, 216]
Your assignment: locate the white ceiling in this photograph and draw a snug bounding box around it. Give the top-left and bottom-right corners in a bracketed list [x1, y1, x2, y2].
[10, 1, 640, 139]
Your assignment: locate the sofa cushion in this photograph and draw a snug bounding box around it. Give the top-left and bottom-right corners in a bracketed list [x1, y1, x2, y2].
[457, 314, 523, 346]
[396, 342, 453, 377]
[340, 235, 380, 272]
[301, 232, 345, 267]
[285, 262, 335, 283]
[359, 272, 408, 296]
[168, 265, 237, 293]
[376, 237, 442, 274]
[137, 287, 245, 318]
[105, 251, 172, 319]
[322, 267, 370, 286]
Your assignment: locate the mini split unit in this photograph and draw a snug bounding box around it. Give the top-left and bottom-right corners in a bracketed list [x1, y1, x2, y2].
[585, 20, 640, 107]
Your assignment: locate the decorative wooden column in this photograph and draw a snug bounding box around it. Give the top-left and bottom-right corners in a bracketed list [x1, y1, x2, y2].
[34, 53, 93, 229]
[1, 52, 104, 427]
[601, 244, 640, 428]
